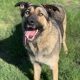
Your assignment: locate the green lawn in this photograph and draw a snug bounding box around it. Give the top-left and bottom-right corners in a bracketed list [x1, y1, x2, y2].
[0, 0, 80, 80]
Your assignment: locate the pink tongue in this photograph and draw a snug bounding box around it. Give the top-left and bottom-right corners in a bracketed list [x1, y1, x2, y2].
[24, 30, 38, 42]
[25, 31, 36, 38]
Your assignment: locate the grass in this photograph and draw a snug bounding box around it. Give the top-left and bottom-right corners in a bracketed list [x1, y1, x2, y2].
[0, 0, 80, 80]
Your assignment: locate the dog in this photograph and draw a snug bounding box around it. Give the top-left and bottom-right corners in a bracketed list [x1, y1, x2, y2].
[15, 2, 68, 80]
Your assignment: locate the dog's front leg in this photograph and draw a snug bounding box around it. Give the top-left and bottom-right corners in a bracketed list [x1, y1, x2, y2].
[52, 63, 58, 80]
[33, 63, 41, 80]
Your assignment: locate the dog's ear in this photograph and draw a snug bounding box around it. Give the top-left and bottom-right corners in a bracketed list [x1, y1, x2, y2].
[15, 1, 32, 9]
[42, 4, 65, 23]
[15, 2, 32, 17]
[42, 4, 60, 17]
[42, 4, 60, 12]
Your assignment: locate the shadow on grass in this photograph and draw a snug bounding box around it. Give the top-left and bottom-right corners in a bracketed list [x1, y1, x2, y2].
[0, 23, 33, 80]
[0, 23, 50, 80]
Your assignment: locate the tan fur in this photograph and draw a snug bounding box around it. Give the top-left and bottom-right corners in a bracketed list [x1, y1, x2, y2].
[27, 15, 60, 80]
[15, 3, 68, 80]
[25, 6, 67, 80]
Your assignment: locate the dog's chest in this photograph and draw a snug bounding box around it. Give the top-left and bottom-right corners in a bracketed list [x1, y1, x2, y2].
[28, 35, 60, 65]
[28, 41, 47, 55]
[28, 42, 48, 63]
[28, 41, 60, 69]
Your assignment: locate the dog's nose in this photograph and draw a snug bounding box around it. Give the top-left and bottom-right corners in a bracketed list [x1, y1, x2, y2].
[27, 15, 37, 25]
[27, 16, 35, 25]
[29, 19, 34, 25]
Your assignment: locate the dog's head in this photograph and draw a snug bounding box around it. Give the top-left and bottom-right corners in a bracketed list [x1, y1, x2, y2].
[15, 2, 60, 43]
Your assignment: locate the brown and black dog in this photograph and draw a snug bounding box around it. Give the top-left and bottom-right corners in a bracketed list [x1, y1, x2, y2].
[15, 2, 68, 80]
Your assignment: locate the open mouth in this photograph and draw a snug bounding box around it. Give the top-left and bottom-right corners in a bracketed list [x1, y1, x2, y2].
[24, 26, 39, 43]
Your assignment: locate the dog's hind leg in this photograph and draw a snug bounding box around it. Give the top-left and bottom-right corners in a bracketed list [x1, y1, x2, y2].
[33, 63, 41, 80]
[63, 14, 68, 54]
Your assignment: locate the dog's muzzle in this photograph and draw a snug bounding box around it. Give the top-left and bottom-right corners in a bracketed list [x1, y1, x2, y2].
[23, 15, 43, 44]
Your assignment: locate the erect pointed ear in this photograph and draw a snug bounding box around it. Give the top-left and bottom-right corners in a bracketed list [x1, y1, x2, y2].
[15, 2, 32, 17]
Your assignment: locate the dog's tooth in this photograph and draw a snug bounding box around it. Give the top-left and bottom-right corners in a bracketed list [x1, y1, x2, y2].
[35, 29, 38, 34]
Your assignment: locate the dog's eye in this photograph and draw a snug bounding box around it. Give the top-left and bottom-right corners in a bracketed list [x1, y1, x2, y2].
[38, 13, 43, 16]
[25, 10, 30, 15]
